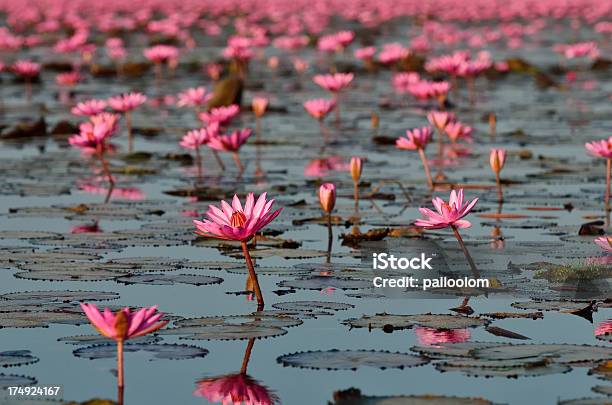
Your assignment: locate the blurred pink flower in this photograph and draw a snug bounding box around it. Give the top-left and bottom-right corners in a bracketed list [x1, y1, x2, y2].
[194, 374, 278, 405]
[108, 92, 147, 112]
[303, 99, 335, 121]
[72, 99, 107, 116]
[207, 128, 252, 152]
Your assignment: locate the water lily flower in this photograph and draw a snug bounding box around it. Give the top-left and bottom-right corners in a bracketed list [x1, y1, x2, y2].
[207, 128, 252, 173]
[350, 157, 363, 212]
[199, 104, 240, 126]
[304, 99, 336, 122]
[81, 303, 168, 389]
[177, 86, 212, 114]
[72, 99, 107, 116]
[416, 189, 479, 275]
[193, 193, 282, 308]
[585, 137, 612, 206]
[319, 183, 336, 263]
[595, 236, 612, 253]
[108, 92, 147, 152]
[396, 126, 434, 189]
[490, 148, 507, 199]
[252, 97, 268, 118]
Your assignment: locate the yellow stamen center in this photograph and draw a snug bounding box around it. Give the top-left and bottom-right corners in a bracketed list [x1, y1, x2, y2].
[230, 211, 247, 227]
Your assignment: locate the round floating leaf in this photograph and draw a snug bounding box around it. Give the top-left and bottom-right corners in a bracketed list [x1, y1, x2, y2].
[73, 343, 208, 361]
[277, 349, 428, 370]
[58, 334, 161, 346]
[435, 358, 571, 378]
[330, 393, 496, 404]
[0, 231, 62, 240]
[0, 311, 86, 328]
[344, 314, 488, 331]
[473, 344, 612, 364]
[0, 290, 119, 304]
[278, 276, 372, 290]
[272, 301, 355, 312]
[592, 385, 612, 396]
[0, 373, 37, 388]
[161, 324, 287, 341]
[14, 269, 124, 282]
[412, 342, 505, 359]
[109, 257, 185, 266]
[180, 261, 241, 270]
[115, 273, 223, 286]
[0, 350, 39, 368]
[226, 266, 309, 276]
[511, 300, 594, 312]
[559, 398, 612, 405]
[174, 314, 302, 329]
[246, 249, 327, 259]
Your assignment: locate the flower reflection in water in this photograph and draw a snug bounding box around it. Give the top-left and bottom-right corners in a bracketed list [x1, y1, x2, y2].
[415, 326, 471, 347]
[194, 338, 279, 405]
[594, 320, 612, 337]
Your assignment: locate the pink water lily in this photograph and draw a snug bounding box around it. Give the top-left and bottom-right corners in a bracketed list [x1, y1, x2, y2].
[199, 104, 240, 126]
[194, 193, 282, 308]
[595, 236, 612, 252]
[313, 72, 354, 92]
[416, 189, 478, 230]
[194, 193, 281, 242]
[177, 87, 212, 109]
[396, 126, 434, 189]
[107, 92, 147, 112]
[194, 374, 278, 405]
[304, 99, 336, 121]
[207, 128, 252, 153]
[72, 99, 107, 116]
[180, 124, 218, 150]
[81, 303, 168, 390]
[585, 137, 612, 206]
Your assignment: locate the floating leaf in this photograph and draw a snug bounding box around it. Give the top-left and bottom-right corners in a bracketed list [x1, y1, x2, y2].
[330, 391, 496, 404]
[411, 342, 505, 359]
[161, 324, 287, 341]
[436, 358, 570, 378]
[115, 273, 223, 286]
[272, 301, 355, 312]
[58, 334, 161, 346]
[73, 343, 208, 361]
[473, 344, 612, 364]
[278, 276, 372, 290]
[277, 349, 428, 370]
[0, 373, 37, 388]
[173, 314, 302, 329]
[0, 350, 39, 368]
[344, 314, 488, 331]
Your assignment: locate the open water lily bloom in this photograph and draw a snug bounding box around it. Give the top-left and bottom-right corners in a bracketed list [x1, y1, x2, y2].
[194, 193, 282, 242]
[415, 189, 478, 229]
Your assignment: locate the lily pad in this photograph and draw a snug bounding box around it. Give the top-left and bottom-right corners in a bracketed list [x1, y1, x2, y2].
[277, 349, 428, 370]
[473, 344, 612, 364]
[115, 273, 223, 286]
[436, 358, 571, 378]
[272, 301, 355, 312]
[0, 373, 37, 388]
[278, 276, 372, 290]
[73, 343, 208, 361]
[0, 350, 39, 368]
[344, 314, 489, 330]
[161, 324, 288, 341]
[58, 334, 161, 346]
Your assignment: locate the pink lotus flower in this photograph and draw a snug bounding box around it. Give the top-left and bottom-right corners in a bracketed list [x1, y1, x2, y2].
[199, 104, 240, 126]
[56, 71, 80, 87]
[350, 157, 363, 182]
[252, 97, 269, 118]
[354, 46, 376, 61]
[313, 73, 354, 92]
[427, 111, 453, 131]
[80, 303, 168, 342]
[595, 236, 612, 252]
[303, 99, 336, 121]
[108, 92, 147, 112]
[194, 192, 281, 308]
[194, 374, 278, 405]
[81, 303, 168, 390]
[180, 124, 219, 150]
[377, 43, 410, 65]
[144, 45, 179, 63]
[585, 137, 612, 158]
[445, 121, 473, 143]
[207, 128, 252, 153]
[205, 62, 223, 80]
[12, 60, 40, 78]
[177, 87, 212, 108]
[415, 189, 478, 230]
[69, 114, 119, 151]
[72, 99, 107, 116]
[193, 192, 281, 242]
[396, 126, 433, 150]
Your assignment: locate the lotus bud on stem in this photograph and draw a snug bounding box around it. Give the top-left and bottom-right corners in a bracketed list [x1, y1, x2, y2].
[350, 157, 362, 213]
[319, 183, 336, 264]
